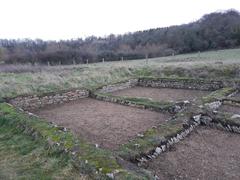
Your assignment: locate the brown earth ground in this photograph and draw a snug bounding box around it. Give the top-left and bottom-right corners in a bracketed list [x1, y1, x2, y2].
[219, 104, 240, 114]
[146, 127, 240, 180]
[111, 87, 210, 102]
[34, 98, 170, 150]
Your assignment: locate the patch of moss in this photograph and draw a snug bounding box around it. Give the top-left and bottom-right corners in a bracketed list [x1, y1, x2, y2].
[115, 169, 152, 180]
[213, 112, 240, 127]
[202, 87, 236, 103]
[117, 119, 184, 161]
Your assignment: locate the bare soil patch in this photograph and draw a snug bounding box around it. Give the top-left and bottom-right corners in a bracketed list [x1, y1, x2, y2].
[34, 98, 170, 150]
[219, 104, 240, 114]
[146, 127, 240, 180]
[111, 87, 210, 102]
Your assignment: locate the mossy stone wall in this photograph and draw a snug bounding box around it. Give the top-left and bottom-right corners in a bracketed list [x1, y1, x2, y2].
[9, 89, 89, 110]
[138, 77, 224, 91]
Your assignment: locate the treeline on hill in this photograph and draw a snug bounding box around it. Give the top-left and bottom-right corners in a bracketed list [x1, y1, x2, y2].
[0, 9, 240, 65]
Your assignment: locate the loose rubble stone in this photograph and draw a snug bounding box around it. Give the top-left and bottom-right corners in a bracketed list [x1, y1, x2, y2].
[193, 114, 201, 122]
[231, 114, 240, 119]
[155, 147, 162, 154]
[161, 145, 166, 152]
[106, 173, 114, 179]
[137, 133, 144, 137]
[201, 116, 212, 125]
[134, 144, 140, 148]
[205, 101, 222, 110]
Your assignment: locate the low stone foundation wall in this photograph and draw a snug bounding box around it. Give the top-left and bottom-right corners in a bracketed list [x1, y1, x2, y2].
[223, 99, 240, 106]
[137, 115, 201, 166]
[96, 79, 138, 93]
[138, 77, 223, 91]
[9, 77, 234, 112]
[205, 122, 240, 134]
[92, 93, 188, 114]
[136, 112, 240, 166]
[9, 89, 89, 110]
[200, 114, 240, 134]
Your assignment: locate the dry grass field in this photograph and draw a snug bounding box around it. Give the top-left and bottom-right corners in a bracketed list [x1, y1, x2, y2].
[1, 48, 240, 100]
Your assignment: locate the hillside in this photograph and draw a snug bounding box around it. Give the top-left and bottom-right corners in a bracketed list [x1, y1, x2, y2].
[1, 48, 240, 100]
[0, 10, 240, 65]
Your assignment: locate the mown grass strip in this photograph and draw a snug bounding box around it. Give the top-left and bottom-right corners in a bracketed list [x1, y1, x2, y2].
[202, 87, 236, 103]
[116, 119, 185, 161]
[93, 92, 179, 114]
[209, 111, 240, 127]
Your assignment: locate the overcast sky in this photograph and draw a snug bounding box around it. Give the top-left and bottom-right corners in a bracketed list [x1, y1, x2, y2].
[0, 0, 239, 40]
